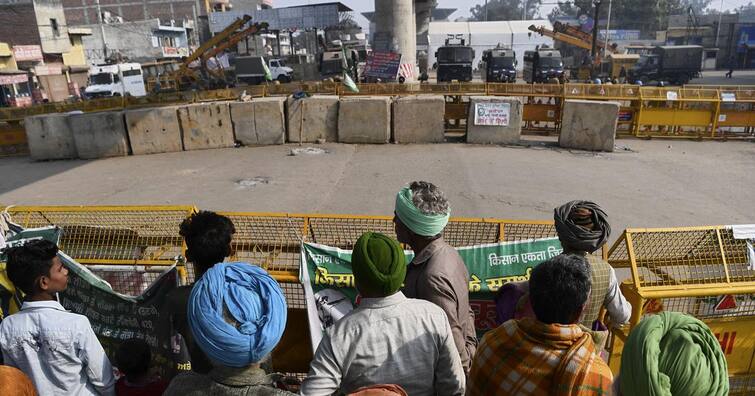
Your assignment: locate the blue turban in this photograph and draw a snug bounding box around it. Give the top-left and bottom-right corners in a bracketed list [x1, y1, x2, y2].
[188, 262, 288, 368]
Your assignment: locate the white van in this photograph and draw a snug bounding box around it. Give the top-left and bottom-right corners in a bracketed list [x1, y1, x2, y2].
[234, 57, 294, 84]
[85, 63, 147, 98]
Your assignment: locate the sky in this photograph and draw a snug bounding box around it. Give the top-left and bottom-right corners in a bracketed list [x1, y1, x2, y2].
[272, 0, 755, 18]
[272, 0, 754, 31]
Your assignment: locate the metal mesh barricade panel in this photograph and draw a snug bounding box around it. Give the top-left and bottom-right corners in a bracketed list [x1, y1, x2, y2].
[7, 206, 193, 266]
[631, 229, 725, 287]
[501, 222, 557, 242]
[730, 373, 755, 396]
[442, 220, 499, 247]
[308, 216, 395, 249]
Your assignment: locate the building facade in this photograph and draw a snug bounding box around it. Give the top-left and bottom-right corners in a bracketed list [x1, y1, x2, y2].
[0, 0, 91, 104]
[81, 19, 192, 64]
[61, 0, 273, 27]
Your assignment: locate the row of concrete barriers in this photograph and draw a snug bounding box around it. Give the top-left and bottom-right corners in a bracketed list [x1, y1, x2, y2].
[24, 95, 622, 161]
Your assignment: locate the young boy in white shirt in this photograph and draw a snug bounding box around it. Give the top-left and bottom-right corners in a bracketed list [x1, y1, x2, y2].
[0, 239, 115, 396]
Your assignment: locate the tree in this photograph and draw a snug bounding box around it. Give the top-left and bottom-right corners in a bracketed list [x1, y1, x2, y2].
[469, 0, 544, 21]
[547, 0, 713, 38]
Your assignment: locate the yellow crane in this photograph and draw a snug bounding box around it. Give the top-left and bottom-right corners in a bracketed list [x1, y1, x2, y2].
[164, 15, 268, 90]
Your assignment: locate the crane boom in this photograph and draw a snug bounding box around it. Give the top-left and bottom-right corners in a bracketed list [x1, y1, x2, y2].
[528, 24, 617, 54]
[181, 14, 252, 70]
[528, 25, 593, 51]
[203, 22, 269, 61]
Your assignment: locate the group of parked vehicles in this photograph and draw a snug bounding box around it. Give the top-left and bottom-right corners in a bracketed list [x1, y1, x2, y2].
[80, 13, 706, 100]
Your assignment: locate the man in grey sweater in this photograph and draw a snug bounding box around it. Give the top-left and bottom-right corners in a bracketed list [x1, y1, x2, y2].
[393, 181, 478, 373]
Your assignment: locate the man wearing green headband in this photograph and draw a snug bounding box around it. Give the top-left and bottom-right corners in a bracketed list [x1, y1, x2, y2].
[302, 232, 465, 396]
[393, 181, 477, 373]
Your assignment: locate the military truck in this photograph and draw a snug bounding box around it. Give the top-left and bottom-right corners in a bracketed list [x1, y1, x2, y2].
[435, 39, 474, 82]
[523, 48, 564, 83]
[628, 45, 703, 85]
[481, 47, 517, 83]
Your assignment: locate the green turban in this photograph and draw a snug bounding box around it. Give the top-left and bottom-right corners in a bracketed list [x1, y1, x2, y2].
[395, 186, 450, 237]
[351, 232, 406, 297]
[620, 312, 729, 396]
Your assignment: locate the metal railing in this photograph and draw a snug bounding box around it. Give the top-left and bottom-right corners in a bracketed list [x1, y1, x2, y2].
[606, 226, 755, 388]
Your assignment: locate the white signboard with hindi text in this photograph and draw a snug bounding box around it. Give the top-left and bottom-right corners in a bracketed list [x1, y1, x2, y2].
[474, 102, 511, 126]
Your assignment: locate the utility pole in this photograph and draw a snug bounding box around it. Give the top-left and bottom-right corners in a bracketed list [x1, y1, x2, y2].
[485, 0, 488, 21]
[95, 0, 108, 60]
[591, 0, 601, 59]
[715, 0, 724, 47]
[603, 0, 612, 58]
[522, 0, 528, 21]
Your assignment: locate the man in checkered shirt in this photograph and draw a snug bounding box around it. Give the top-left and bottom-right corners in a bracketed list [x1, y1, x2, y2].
[467, 254, 613, 396]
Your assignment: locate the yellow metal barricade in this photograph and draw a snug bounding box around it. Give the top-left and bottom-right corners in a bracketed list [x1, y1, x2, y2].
[2, 205, 556, 374]
[685, 84, 755, 91]
[338, 83, 420, 96]
[635, 87, 720, 138]
[5, 205, 196, 294]
[606, 226, 755, 392]
[217, 212, 556, 373]
[714, 88, 755, 138]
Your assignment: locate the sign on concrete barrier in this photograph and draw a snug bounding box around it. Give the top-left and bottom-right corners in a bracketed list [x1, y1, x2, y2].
[474, 102, 511, 126]
[467, 96, 523, 145]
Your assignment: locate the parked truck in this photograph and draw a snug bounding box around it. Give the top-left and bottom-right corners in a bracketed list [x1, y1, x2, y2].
[523, 48, 565, 83]
[84, 63, 146, 98]
[435, 39, 474, 82]
[234, 56, 294, 85]
[480, 47, 517, 83]
[628, 45, 703, 85]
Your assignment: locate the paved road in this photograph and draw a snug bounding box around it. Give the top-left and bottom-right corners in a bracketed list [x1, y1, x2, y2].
[2, 139, 753, 245]
[689, 70, 755, 86]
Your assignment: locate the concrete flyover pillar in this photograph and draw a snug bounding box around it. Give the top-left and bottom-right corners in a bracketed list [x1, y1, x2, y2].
[415, 0, 435, 74]
[374, 0, 417, 81]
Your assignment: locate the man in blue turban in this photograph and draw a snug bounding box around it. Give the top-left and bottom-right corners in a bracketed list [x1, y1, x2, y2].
[164, 262, 296, 396]
[393, 181, 477, 373]
[302, 232, 465, 396]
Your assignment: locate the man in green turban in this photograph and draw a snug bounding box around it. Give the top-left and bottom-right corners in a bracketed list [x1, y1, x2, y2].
[619, 312, 729, 396]
[302, 232, 465, 396]
[393, 181, 477, 373]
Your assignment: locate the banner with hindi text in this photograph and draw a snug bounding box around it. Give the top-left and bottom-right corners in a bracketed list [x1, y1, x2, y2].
[300, 237, 563, 351]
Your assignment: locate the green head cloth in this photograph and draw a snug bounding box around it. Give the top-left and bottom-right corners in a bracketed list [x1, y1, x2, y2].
[394, 186, 450, 237]
[620, 311, 729, 396]
[351, 232, 406, 297]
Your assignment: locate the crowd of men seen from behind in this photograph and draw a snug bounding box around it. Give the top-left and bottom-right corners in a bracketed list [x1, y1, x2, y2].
[0, 181, 729, 396]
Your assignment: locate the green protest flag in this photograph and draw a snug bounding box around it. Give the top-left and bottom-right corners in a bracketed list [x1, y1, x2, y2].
[262, 59, 273, 81]
[343, 72, 359, 93]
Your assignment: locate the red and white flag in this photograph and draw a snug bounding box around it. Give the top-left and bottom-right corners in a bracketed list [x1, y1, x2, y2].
[399, 63, 415, 79]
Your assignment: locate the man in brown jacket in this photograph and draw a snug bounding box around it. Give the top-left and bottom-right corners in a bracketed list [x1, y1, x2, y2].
[393, 181, 477, 373]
